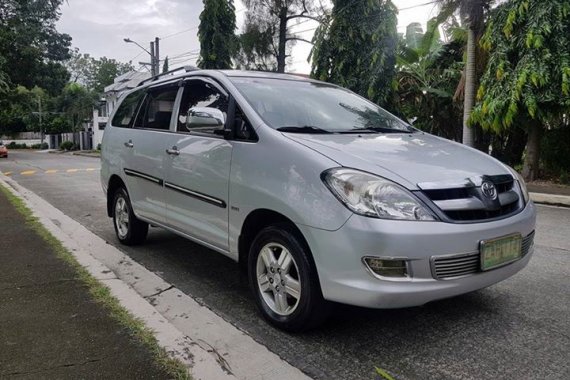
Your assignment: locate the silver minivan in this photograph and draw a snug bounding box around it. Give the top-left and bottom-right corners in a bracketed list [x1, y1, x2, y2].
[101, 68, 536, 331]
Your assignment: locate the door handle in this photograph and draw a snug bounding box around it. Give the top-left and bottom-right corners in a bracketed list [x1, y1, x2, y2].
[124, 140, 134, 148]
[166, 147, 180, 156]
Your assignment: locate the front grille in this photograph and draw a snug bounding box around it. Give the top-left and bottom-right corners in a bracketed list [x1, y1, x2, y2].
[431, 252, 480, 279]
[431, 231, 535, 280]
[521, 230, 535, 257]
[420, 175, 522, 222]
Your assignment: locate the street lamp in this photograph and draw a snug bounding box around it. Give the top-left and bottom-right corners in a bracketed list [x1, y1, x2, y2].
[124, 37, 158, 76]
[123, 38, 152, 56]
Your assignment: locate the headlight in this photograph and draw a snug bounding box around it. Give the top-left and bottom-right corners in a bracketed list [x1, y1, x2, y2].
[507, 166, 530, 204]
[322, 168, 437, 221]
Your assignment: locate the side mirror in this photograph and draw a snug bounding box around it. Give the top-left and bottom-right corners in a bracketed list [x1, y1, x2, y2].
[186, 107, 225, 130]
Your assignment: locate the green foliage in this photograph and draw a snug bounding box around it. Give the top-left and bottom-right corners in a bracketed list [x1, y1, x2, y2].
[394, 23, 465, 141]
[162, 57, 169, 73]
[7, 142, 29, 149]
[234, 16, 277, 71]
[471, 0, 570, 132]
[310, 0, 398, 106]
[59, 141, 74, 151]
[31, 142, 49, 150]
[198, 0, 237, 69]
[57, 83, 98, 131]
[65, 48, 133, 94]
[0, 0, 71, 93]
[239, 0, 322, 72]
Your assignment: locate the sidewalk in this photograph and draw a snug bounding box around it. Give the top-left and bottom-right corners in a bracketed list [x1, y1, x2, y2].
[0, 190, 175, 378]
[528, 182, 570, 207]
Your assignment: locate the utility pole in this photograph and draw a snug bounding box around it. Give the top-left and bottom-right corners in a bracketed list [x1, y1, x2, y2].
[38, 97, 44, 147]
[155, 37, 160, 75]
[150, 41, 156, 76]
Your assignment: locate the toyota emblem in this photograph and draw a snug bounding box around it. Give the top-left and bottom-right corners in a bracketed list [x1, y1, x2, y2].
[481, 181, 498, 200]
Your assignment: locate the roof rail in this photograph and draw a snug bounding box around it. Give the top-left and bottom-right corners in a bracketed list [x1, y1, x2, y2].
[139, 65, 200, 86]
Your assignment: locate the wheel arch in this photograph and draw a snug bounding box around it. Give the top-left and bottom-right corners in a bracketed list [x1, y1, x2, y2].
[238, 209, 316, 273]
[107, 174, 126, 217]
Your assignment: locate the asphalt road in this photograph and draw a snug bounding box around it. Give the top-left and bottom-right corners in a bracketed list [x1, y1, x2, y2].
[2, 150, 569, 380]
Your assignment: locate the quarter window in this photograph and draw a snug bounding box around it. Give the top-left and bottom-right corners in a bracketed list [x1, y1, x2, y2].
[111, 90, 144, 128]
[134, 87, 178, 131]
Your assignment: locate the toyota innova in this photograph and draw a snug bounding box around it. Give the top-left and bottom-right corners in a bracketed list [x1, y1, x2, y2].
[101, 68, 536, 331]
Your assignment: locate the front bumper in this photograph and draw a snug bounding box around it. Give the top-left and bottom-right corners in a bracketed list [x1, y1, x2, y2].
[297, 202, 537, 308]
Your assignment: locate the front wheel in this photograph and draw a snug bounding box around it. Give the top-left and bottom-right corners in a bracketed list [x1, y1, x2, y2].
[248, 225, 330, 331]
[112, 187, 148, 245]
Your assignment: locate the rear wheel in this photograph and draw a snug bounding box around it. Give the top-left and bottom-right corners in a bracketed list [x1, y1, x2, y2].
[248, 224, 329, 331]
[112, 187, 148, 245]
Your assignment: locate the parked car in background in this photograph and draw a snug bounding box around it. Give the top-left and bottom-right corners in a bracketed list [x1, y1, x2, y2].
[0, 141, 8, 158]
[101, 68, 536, 331]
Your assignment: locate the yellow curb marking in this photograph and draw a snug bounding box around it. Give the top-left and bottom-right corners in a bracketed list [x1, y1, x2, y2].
[45, 170, 58, 174]
[66, 169, 78, 173]
[21, 170, 36, 175]
[2, 171, 12, 176]
[85, 168, 97, 172]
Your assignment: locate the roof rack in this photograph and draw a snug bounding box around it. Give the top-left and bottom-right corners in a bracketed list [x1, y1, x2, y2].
[139, 65, 200, 86]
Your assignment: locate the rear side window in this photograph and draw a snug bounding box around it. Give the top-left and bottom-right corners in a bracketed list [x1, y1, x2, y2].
[134, 87, 178, 131]
[111, 90, 144, 128]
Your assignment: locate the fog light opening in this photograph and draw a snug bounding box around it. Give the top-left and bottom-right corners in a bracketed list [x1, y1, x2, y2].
[363, 257, 409, 279]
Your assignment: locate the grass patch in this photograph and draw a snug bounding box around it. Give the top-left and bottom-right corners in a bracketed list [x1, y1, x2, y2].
[0, 183, 191, 380]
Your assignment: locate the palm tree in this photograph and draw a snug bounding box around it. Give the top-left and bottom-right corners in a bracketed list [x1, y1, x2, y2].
[436, 0, 492, 147]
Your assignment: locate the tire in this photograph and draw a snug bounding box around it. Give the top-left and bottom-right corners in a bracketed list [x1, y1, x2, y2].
[248, 224, 330, 331]
[112, 187, 148, 245]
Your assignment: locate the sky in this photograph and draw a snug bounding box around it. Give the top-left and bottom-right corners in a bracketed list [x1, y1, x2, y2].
[56, 0, 443, 75]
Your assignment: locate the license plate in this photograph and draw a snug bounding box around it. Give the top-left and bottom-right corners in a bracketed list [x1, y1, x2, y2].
[480, 234, 522, 271]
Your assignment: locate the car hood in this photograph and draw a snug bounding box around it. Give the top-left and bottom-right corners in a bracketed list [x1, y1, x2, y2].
[286, 132, 509, 189]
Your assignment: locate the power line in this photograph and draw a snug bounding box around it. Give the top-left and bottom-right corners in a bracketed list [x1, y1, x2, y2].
[398, 0, 439, 12]
[160, 8, 246, 40]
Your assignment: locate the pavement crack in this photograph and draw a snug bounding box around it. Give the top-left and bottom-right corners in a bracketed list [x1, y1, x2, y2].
[144, 285, 175, 299]
[196, 339, 234, 376]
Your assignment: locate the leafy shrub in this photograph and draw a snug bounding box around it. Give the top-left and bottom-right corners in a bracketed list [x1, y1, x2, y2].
[96, 143, 101, 151]
[30, 143, 48, 149]
[59, 141, 74, 151]
[7, 142, 28, 149]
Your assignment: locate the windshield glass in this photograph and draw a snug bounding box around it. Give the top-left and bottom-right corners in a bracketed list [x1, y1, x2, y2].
[231, 78, 413, 133]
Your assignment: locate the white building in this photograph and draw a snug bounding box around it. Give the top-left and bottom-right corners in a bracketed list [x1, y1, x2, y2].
[92, 71, 150, 147]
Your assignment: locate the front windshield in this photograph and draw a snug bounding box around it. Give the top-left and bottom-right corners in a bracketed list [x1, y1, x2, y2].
[231, 77, 413, 133]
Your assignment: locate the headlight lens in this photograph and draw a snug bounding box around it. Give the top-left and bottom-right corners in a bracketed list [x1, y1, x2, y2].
[507, 166, 530, 204]
[322, 168, 437, 221]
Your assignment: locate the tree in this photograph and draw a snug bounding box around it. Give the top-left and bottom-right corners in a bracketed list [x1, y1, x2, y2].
[394, 19, 464, 140]
[66, 49, 133, 94]
[89, 57, 133, 94]
[198, 0, 237, 69]
[234, 14, 277, 71]
[162, 56, 169, 73]
[0, 0, 71, 92]
[310, 0, 398, 107]
[243, 0, 323, 72]
[57, 83, 97, 131]
[471, 0, 570, 181]
[436, 0, 493, 147]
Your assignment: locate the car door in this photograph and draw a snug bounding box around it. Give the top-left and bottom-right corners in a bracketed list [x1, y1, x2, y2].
[123, 84, 180, 224]
[164, 78, 233, 251]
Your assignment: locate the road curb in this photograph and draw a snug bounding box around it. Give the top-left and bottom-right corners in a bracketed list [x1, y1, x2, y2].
[0, 175, 310, 380]
[530, 192, 570, 208]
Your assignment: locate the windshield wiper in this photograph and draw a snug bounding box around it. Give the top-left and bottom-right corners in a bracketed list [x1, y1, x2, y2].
[276, 125, 333, 134]
[340, 126, 413, 134]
